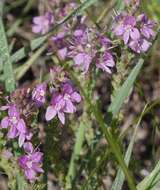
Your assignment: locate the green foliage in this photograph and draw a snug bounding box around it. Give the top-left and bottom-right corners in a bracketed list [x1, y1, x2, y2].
[0, 1, 15, 92]
[109, 59, 144, 118]
[137, 160, 160, 190]
[111, 104, 148, 190]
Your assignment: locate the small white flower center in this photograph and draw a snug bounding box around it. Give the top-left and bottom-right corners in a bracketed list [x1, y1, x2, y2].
[64, 94, 70, 100]
[27, 161, 33, 169]
[40, 90, 45, 97]
[11, 116, 18, 124]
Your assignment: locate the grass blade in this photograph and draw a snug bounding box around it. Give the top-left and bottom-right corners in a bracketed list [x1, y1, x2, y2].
[16, 174, 27, 190]
[15, 43, 47, 80]
[111, 104, 148, 190]
[0, 2, 15, 92]
[11, 36, 47, 64]
[137, 161, 160, 190]
[108, 58, 144, 118]
[65, 122, 87, 189]
[69, 69, 137, 190]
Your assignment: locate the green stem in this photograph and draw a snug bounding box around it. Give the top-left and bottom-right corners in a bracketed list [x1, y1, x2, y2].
[69, 70, 137, 190]
[81, 149, 111, 189]
[65, 121, 87, 189]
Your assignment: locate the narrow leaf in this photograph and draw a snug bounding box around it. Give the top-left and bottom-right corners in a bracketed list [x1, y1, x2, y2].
[16, 174, 27, 190]
[137, 160, 160, 190]
[15, 43, 47, 80]
[111, 104, 148, 190]
[0, 2, 15, 92]
[108, 59, 144, 118]
[65, 122, 86, 189]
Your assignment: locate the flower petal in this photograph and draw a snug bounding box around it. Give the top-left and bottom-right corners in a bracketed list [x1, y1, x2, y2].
[7, 126, 18, 138]
[23, 142, 33, 154]
[1, 117, 9, 128]
[19, 134, 25, 147]
[17, 119, 26, 133]
[45, 106, 57, 121]
[58, 112, 65, 124]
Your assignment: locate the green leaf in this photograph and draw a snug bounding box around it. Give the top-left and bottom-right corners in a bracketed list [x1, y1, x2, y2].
[0, 2, 15, 92]
[15, 43, 47, 80]
[137, 160, 160, 190]
[111, 104, 148, 190]
[108, 59, 144, 118]
[11, 36, 47, 64]
[65, 122, 87, 189]
[116, 0, 125, 11]
[69, 69, 137, 190]
[16, 174, 27, 190]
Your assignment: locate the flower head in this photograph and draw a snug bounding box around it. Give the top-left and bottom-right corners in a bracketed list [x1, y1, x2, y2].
[138, 13, 156, 39]
[19, 142, 43, 182]
[114, 15, 140, 44]
[0, 104, 32, 147]
[51, 31, 68, 60]
[129, 38, 151, 53]
[32, 83, 47, 106]
[96, 52, 115, 74]
[32, 12, 54, 35]
[67, 27, 96, 73]
[45, 82, 81, 124]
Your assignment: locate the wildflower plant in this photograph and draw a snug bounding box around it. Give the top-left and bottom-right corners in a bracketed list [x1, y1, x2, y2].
[0, 0, 160, 190]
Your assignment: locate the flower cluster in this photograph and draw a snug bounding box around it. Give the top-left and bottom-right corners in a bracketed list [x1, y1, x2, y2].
[32, 12, 54, 35]
[0, 103, 43, 182]
[0, 104, 32, 147]
[113, 13, 156, 53]
[0, 66, 81, 182]
[19, 142, 43, 182]
[45, 82, 81, 124]
[32, 67, 81, 124]
[51, 25, 115, 74]
[0, 0, 157, 185]
[32, 2, 116, 74]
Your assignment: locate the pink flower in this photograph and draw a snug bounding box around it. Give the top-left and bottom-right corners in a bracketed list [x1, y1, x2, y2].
[114, 15, 140, 44]
[138, 13, 156, 39]
[96, 52, 115, 74]
[0, 104, 32, 147]
[32, 83, 47, 106]
[67, 27, 96, 73]
[19, 142, 43, 182]
[51, 32, 68, 60]
[45, 83, 81, 124]
[129, 38, 151, 53]
[32, 12, 54, 35]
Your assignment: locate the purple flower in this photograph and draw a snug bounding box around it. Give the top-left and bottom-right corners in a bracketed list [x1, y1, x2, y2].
[73, 53, 92, 74]
[129, 38, 151, 53]
[114, 15, 140, 44]
[32, 12, 54, 35]
[138, 13, 156, 39]
[99, 36, 112, 49]
[45, 83, 81, 124]
[32, 83, 47, 106]
[0, 104, 32, 147]
[19, 142, 43, 182]
[51, 32, 68, 60]
[50, 66, 68, 84]
[67, 27, 95, 73]
[96, 52, 115, 74]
